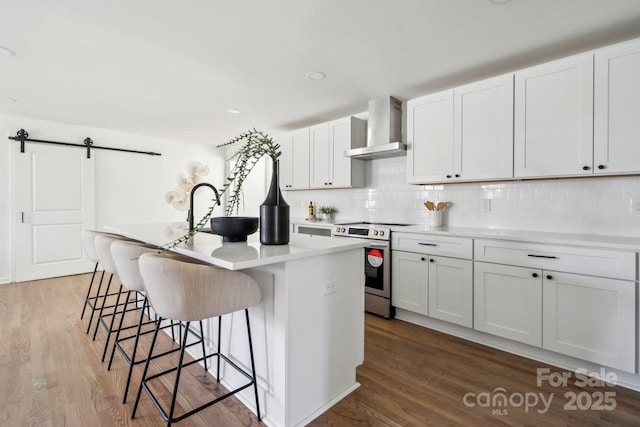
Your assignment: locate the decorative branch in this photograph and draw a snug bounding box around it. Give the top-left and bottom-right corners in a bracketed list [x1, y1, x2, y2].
[218, 128, 280, 216]
[162, 128, 280, 249]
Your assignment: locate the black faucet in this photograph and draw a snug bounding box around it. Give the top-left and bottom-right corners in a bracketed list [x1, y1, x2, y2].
[188, 182, 221, 232]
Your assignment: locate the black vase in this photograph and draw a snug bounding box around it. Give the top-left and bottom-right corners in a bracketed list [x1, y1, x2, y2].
[260, 159, 290, 245]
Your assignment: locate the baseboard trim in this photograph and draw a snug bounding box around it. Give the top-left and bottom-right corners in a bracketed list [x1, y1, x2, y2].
[0, 277, 11, 285]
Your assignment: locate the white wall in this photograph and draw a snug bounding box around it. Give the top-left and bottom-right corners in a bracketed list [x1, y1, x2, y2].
[0, 113, 228, 283]
[285, 156, 640, 237]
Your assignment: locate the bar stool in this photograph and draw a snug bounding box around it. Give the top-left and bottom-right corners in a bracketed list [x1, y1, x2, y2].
[80, 230, 129, 335]
[93, 234, 142, 362]
[132, 253, 262, 426]
[108, 241, 207, 403]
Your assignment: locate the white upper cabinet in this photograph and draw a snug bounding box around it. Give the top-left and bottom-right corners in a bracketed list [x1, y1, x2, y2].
[454, 74, 514, 181]
[407, 90, 454, 183]
[309, 117, 365, 189]
[594, 38, 640, 174]
[331, 117, 366, 188]
[278, 128, 310, 190]
[408, 74, 514, 184]
[309, 123, 330, 188]
[514, 54, 594, 178]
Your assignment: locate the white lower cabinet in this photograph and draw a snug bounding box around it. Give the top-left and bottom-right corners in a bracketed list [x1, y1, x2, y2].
[474, 238, 636, 370]
[392, 250, 472, 327]
[474, 262, 542, 346]
[428, 256, 473, 327]
[543, 271, 636, 373]
[394, 232, 638, 374]
[392, 251, 428, 315]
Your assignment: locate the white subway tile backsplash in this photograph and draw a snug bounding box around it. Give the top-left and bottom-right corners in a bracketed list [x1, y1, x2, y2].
[283, 156, 640, 237]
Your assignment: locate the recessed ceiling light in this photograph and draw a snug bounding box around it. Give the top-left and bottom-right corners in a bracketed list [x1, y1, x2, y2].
[0, 95, 17, 102]
[0, 46, 16, 56]
[306, 71, 326, 81]
[227, 109, 241, 114]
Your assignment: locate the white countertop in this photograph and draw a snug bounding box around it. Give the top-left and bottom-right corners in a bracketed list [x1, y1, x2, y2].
[104, 222, 369, 270]
[395, 225, 640, 251]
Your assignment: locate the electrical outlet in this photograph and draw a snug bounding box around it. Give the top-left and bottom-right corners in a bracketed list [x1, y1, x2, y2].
[630, 198, 640, 215]
[321, 280, 336, 296]
[482, 199, 491, 212]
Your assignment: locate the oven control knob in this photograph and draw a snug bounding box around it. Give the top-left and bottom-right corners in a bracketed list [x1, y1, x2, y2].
[379, 231, 385, 236]
[373, 230, 379, 236]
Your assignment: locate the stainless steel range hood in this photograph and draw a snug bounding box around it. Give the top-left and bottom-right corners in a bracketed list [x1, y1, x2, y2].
[345, 96, 406, 160]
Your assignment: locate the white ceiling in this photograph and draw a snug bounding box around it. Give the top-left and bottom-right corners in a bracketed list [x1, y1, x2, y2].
[2, 0, 640, 145]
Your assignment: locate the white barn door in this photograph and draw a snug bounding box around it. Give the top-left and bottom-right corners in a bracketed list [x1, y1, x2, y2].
[13, 143, 95, 282]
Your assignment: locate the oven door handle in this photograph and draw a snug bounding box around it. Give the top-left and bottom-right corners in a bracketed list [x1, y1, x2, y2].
[418, 242, 437, 246]
[369, 243, 389, 249]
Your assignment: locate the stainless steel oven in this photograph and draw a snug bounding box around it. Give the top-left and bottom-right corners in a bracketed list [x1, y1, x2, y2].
[333, 222, 409, 318]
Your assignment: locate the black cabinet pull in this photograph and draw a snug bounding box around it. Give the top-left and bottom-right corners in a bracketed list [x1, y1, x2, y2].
[446, 174, 452, 178]
[532, 273, 538, 278]
[546, 275, 553, 280]
[418, 243, 437, 246]
[527, 254, 558, 259]
[598, 165, 605, 170]
[454, 174, 460, 178]
[582, 166, 590, 171]
[429, 258, 435, 263]
[420, 257, 426, 261]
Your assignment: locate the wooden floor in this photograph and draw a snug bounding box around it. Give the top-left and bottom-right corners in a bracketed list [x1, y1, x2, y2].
[1, 274, 639, 427]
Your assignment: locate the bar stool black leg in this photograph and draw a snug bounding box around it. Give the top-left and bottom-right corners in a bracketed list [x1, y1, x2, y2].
[245, 309, 261, 421]
[99, 284, 124, 362]
[80, 262, 99, 319]
[86, 270, 106, 334]
[118, 295, 148, 403]
[108, 290, 133, 370]
[166, 321, 191, 427]
[199, 321, 208, 372]
[132, 316, 163, 419]
[216, 316, 222, 382]
[92, 273, 113, 340]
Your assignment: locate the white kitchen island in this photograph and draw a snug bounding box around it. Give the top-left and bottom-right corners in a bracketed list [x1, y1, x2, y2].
[105, 223, 367, 427]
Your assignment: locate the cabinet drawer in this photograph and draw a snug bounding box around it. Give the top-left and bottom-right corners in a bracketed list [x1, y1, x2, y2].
[474, 239, 635, 280]
[392, 233, 472, 259]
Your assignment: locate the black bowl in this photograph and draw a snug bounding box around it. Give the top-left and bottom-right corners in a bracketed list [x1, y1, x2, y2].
[210, 216, 259, 242]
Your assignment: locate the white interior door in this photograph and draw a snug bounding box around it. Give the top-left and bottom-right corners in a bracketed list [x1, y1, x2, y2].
[13, 143, 95, 282]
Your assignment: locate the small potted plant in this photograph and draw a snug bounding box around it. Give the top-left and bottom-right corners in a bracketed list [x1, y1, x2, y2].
[318, 205, 338, 222]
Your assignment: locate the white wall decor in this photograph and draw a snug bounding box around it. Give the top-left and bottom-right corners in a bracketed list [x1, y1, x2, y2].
[165, 161, 211, 212]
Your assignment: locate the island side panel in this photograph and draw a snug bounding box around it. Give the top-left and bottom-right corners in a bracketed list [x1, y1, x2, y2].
[205, 264, 287, 427]
[285, 248, 365, 426]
